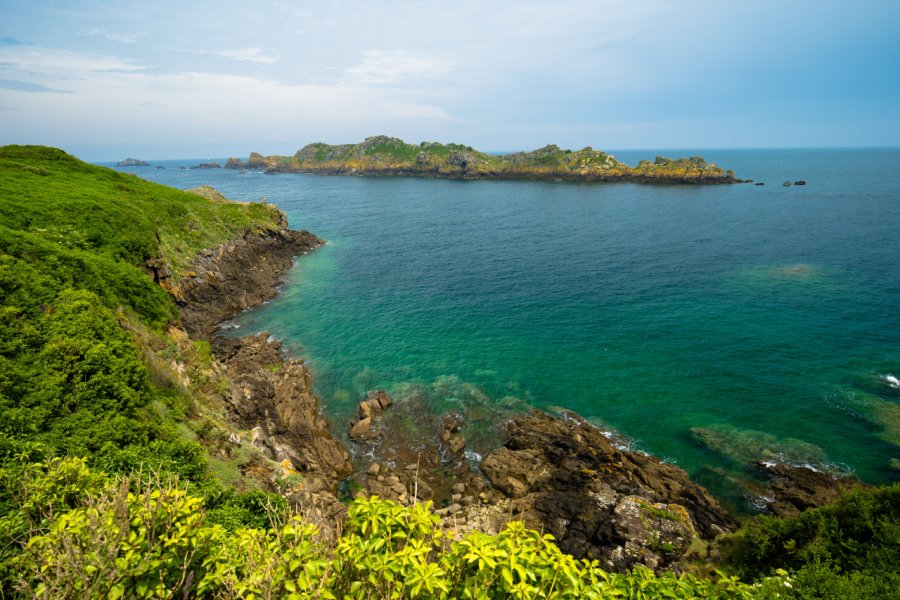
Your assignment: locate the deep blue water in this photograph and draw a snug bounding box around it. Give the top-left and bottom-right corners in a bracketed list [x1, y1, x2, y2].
[109, 148, 900, 508]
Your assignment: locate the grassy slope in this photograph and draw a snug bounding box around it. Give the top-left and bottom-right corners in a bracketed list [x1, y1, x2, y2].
[0, 146, 287, 546]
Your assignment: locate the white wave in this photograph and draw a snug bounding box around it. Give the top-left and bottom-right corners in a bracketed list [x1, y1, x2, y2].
[464, 449, 482, 463]
[883, 374, 900, 389]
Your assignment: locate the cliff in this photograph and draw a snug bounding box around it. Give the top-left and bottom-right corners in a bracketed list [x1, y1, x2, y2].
[226, 135, 738, 184]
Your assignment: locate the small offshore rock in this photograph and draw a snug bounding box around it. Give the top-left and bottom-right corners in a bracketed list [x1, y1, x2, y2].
[348, 417, 372, 439]
[793, 180, 807, 185]
[783, 181, 792, 187]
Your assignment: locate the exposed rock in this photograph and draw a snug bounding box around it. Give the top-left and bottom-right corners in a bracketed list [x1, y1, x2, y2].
[470, 411, 737, 570]
[793, 180, 807, 185]
[187, 185, 230, 203]
[783, 181, 792, 187]
[440, 412, 467, 456]
[189, 162, 222, 169]
[755, 462, 861, 518]
[214, 333, 352, 493]
[348, 390, 394, 440]
[168, 225, 323, 340]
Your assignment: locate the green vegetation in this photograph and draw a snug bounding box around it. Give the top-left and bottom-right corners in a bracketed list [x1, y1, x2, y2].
[717, 484, 900, 599]
[233, 135, 734, 182]
[0, 145, 294, 595]
[1, 145, 897, 598]
[4, 460, 767, 599]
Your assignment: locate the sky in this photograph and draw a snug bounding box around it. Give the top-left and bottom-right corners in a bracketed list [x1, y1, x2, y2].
[0, 0, 898, 160]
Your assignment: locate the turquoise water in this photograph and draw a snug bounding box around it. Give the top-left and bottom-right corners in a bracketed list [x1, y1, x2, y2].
[117, 149, 900, 506]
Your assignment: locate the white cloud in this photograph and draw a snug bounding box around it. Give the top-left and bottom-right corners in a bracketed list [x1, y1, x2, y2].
[0, 44, 454, 151]
[0, 46, 143, 78]
[86, 28, 144, 44]
[343, 50, 454, 84]
[216, 47, 280, 64]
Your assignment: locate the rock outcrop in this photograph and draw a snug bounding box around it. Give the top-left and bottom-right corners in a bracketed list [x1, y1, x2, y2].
[348, 390, 394, 440]
[755, 462, 861, 518]
[165, 226, 323, 340]
[214, 333, 352, 494]
[466, 411, 737, 571]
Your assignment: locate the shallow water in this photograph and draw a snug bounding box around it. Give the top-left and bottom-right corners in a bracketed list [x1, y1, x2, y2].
[115, 148, 900, 508]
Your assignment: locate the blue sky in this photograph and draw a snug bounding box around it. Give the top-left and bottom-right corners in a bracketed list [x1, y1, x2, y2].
[0, 0, 898, 160]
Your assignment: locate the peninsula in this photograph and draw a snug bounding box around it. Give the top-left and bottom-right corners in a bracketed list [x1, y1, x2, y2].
[226, 135, 738, 184]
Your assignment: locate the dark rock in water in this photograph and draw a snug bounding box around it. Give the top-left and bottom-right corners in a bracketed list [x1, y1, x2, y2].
[755, 462, 861, 518]
[783, 181, 792, 187]
[469, 411, 737, 571]
[755, 182, 765, 186]
[190, 162, 223, 169]
[793, 180, 806, 185]
[116, 157, 150, 167]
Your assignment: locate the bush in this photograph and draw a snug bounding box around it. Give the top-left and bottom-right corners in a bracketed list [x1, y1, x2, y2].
[6, 467, 766, 599]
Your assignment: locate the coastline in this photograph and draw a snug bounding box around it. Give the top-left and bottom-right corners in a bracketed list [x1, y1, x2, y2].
[163, 204, 863, 571]
[163, 210, 739, 570]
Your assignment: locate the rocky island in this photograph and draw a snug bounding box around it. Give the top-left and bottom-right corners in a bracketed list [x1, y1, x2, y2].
[226, 135, 738, 184]
[115, 157, 151, 167]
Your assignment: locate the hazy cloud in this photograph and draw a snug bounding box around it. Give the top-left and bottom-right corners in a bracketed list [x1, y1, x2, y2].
[343, 50, 454, 84]
[86, 28, 144, 44]
[0, 79, 72, 93]
[216, 47, 280, 64]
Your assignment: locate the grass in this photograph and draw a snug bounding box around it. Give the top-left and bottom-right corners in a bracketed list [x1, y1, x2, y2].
[0, 145, 283, 282]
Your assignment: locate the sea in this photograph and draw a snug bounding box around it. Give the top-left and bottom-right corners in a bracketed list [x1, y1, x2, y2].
[104, 148, 900, 511]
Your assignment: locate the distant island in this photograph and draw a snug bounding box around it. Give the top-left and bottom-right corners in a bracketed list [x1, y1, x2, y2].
[115, 157, 150, 167]
[226, 135, 738, 184]
[189, 161, 223, 169]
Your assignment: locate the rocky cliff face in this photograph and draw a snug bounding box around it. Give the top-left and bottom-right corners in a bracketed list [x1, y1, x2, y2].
[164, 226, 322, 340]
[214, 334, 352, 516]
[152, 212, 351, 527]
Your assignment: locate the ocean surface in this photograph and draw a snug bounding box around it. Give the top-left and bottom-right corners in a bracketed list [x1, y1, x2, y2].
[107, 148, 900, 510]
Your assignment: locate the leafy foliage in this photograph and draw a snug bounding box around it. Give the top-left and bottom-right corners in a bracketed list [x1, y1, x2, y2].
[5, 470, 766, 599]
[718, 483, 900, 599]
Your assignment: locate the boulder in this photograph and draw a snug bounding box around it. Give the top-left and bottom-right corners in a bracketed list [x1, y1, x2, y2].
[348, 390, 394, 440]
